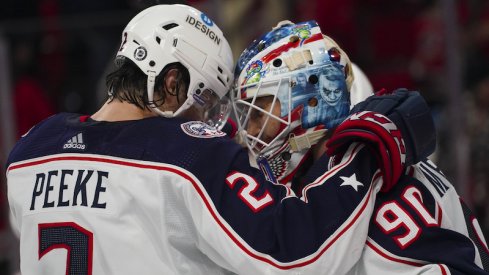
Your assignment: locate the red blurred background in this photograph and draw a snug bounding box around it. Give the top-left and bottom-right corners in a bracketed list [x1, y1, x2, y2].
[1, 0, 489, 274]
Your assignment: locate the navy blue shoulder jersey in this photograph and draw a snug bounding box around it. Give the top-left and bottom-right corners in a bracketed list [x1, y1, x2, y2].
[8, 113, 241, 169]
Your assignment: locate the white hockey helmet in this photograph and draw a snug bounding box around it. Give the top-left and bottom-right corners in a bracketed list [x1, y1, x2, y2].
[117, 4, 234, 127]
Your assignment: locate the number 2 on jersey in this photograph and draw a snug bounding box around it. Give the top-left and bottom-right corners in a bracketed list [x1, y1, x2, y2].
[38, 222, 93, 275]
[226, 172, 274, 212]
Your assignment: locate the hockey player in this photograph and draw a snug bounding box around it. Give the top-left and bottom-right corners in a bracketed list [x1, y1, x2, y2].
[7, 5, 435, 275]
[231, 20, 489, 274]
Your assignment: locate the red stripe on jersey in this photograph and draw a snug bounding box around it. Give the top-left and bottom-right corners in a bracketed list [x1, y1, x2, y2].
[366, 240, 423, 267]
[437, 203, 443, 226]
[302, 143, 363, 201]
[367, 239, 451, 274]
[438, 264, 448, 275]
[9, 154, 374, 269]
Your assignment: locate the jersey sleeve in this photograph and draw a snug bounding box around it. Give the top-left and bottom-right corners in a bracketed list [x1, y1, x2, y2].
[187, 142, 384, 274]
[352, 160, 489, 275]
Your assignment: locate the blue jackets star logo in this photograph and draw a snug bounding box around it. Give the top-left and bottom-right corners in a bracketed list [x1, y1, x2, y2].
[340, 174, 364, 191]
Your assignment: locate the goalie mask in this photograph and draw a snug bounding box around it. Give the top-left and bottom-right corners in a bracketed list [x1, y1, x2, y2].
[117, 4, 234, 129]
[231, 20, 354, 184]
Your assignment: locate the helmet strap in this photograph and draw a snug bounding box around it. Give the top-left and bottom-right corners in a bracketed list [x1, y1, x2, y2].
[147, 71, 174, 117]
[262, 127, 327, 185]
[288, 128, 327, 152]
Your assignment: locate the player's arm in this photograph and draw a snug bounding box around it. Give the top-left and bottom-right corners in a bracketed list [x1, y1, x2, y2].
[193, 141, 383, 274]
[190, 89, 437, 273]
[360, 163, 489, 275]
[193, 89, 430, 273]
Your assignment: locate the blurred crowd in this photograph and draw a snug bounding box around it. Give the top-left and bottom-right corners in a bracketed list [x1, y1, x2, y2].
[1, 0, 489, 274]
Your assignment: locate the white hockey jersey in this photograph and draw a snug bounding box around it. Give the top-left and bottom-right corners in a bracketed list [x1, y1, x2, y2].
[6, 113, 488, 274]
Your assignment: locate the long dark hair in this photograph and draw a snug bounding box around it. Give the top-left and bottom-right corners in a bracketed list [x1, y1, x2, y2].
[105, 58, 190, 110]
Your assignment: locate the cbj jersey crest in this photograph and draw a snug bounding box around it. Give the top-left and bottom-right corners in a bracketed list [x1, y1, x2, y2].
[181, 121, 226, 138]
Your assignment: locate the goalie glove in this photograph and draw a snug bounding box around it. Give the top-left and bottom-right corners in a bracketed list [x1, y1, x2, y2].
[326, 89, 436, 192]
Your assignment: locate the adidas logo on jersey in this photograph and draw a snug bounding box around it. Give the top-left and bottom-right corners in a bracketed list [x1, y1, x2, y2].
[63, 133, 86, 150]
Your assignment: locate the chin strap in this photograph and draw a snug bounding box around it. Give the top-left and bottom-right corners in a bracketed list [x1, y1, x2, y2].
[288, 129, 327, 152]
[146, 71, 174, 118]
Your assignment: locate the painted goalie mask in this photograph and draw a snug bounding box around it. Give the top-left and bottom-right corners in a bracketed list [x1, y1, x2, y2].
[231, 20, 354, 184]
